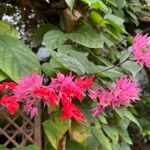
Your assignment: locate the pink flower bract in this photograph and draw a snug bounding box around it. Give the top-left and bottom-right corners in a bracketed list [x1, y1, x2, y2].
[110, 76, 141, 107]
[91, 76, 141, 117]
[14, 73, 42, 98]
[133, 33, 150, 68]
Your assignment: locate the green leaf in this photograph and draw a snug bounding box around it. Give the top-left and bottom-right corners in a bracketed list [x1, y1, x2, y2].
[0, 145, 6, 150]
[104, 14, 126, 33]
[111, 143, 121, 150]
[0, 70, 7, 81]
[96, 66, 124, 80]
[116, 127, 132, 144]
[58, 44, 88, 56]
[89, 11, 106, 27]
[84, 136, 99, 150]
[91, 127, 112, 150]
[45, 143, 55, 150]
[81, 0, 98, 5]
[32, 24, 58, 47]
[112, 0, 127, 9]
[100, 34, 114, 47]
[67, 23, 104, 48]
[49, 50, 85, 75]
[43, 114, 69, 149]
[44, 30, 67, 49]
[120, 108, 142, 130]
[0, 34, 41, 82]
[66, 140, 84, 150]
[102, 125, 119, 144]
[13, 145, 38, 150]
[65, 0, 75, 10]
[71, 121, 90, 143]
[105, 14, 124, 26]
[97, 114, 108, 124]
[120, 143, 131, 150]
[91, 1, 109, 13]
[42, 58, 62, 76]
[0, 21, 19, 38]
[121, 60, 142, 76]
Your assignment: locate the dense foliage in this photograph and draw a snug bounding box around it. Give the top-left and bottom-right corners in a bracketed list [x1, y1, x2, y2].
[0, 0, 150, 149]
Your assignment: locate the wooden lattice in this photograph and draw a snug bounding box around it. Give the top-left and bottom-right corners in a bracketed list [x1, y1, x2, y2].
[0, 106, 42, 149]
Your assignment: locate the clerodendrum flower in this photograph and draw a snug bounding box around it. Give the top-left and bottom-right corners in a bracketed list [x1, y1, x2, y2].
[89, 76, 141, 117]
[10, 72, 93, 121]
[0, 82, 18, 115]
[50, 72, 93, 121]
[133, 33, 150, 68]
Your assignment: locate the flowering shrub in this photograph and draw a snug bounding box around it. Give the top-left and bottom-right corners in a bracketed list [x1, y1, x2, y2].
[0, 71, 143, 122]
[0, 0, 149, 149]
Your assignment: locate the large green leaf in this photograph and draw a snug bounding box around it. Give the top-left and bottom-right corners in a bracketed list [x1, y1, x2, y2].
[67, 24, 104, 48]
[65, 0, 75, 10]
[32, 24, 58, 47]
[44, 30, 67, 49]
[58, 44, 98, 74]
[43, 114, 69, 149]
[49, 50, 85, 75]
[0, 34, 41, 82]
[91, 127, 112, 150]
[0, 21, 19, 38]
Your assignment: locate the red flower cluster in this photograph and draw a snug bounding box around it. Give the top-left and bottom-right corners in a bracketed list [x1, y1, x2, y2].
[0, 82, 18, 115]
[0, 73, 93, 122]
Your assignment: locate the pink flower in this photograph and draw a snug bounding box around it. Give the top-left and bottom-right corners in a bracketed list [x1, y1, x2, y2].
[13, 73, 43, 117]
[110, 76, 141, 107]
[14, 73, 42, 98]
[133, 33, 150, 68]
[90, 76, 141, 117]
[92, 104, 104, 117]
[88, 89, 99, 99]
[91, 88, 112, 117]
[50, 72, 65, 91]
[22, 95, 39, 117]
